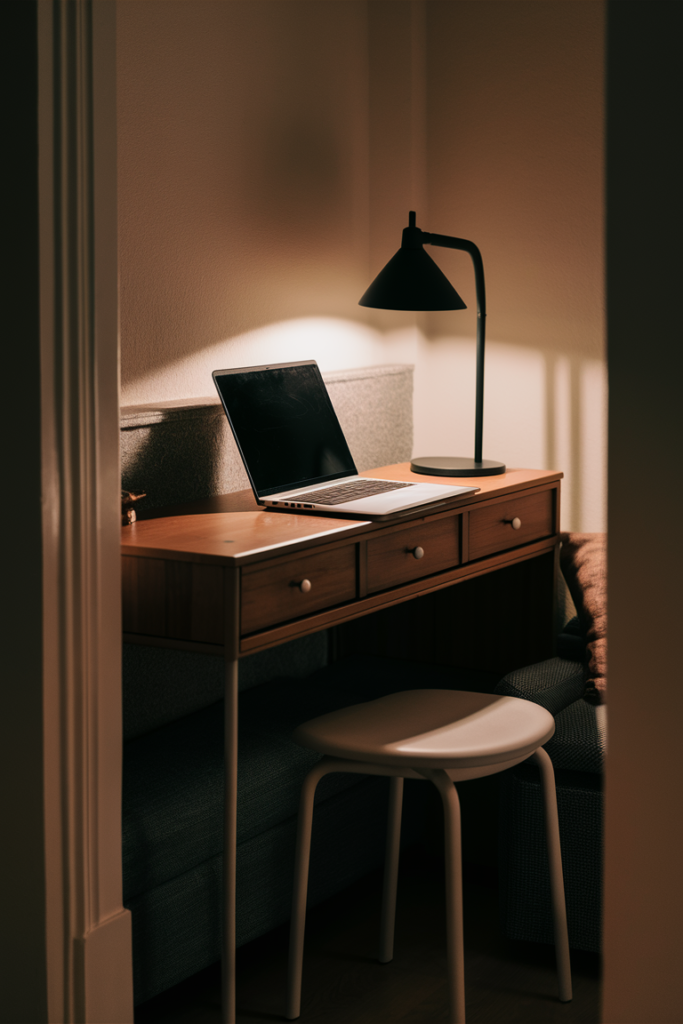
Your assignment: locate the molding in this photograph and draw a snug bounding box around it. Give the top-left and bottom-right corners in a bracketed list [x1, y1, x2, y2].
[39, 1, 133, 1020]
[76, 911, 133, 1024]
[119, 363, 415, 429]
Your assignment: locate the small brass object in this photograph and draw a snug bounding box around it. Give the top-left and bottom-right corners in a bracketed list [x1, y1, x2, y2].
[121, 490, 146, 525]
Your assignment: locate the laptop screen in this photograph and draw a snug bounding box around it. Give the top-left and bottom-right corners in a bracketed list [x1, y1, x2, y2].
[213, 361, 357, 497]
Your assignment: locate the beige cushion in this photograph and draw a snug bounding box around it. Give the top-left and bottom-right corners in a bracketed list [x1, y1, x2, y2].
[293, 690, 555, 770]
[560, 533, 607, 704]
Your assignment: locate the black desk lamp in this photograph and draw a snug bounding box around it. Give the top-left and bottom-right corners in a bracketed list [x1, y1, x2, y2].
[359, 211, 505, 477]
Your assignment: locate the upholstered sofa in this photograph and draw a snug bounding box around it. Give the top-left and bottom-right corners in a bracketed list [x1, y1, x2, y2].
[121, 367, 602, 1003]
[495, 534, 607, 953]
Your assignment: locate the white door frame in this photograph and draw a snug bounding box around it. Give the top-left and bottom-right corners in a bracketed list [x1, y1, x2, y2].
[39, 1, 133, 1020]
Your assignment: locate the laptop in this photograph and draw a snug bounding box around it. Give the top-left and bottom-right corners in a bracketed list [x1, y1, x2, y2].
[212, 360, 478, 519]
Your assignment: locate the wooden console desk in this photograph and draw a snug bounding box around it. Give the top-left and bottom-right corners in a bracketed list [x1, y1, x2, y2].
[122, 464, 561, 1023]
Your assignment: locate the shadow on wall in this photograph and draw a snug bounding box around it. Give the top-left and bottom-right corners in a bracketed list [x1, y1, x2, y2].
[411, 333, 606, 533]
[544, 351, 607, 534]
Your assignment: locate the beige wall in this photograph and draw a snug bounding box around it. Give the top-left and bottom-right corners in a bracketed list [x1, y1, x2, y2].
[424, 1, 605, 530]
[118, 0, 605, 530]
[118, 0, 398, 398]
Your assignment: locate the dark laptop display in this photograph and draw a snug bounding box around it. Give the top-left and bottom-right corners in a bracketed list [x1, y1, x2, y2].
[212, 360, 478, 518]
[213, 362, 356, 496]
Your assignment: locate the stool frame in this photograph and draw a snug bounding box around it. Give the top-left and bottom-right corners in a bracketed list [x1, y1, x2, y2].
[286, 747, 571, 1024]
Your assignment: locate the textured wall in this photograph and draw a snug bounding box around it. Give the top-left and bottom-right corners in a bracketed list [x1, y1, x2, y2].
[421, 0, 605, 530]
[118, 0, 605, 529]
[117, 1, 383, 399]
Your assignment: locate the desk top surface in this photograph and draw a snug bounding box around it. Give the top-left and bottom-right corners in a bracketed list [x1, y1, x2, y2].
[121, 464, 561, 565]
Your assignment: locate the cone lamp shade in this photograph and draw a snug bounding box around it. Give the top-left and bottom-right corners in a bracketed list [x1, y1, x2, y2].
[360, 212, 505, 478]
[359, 247, 466, 312]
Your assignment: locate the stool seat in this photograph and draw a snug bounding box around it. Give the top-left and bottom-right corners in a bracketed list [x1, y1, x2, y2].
[293, 689, 555, 770]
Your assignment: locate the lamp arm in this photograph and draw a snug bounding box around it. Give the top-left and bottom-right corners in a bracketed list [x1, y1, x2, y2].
[420, 234, 486, 318]
[421, 232, 486, 465]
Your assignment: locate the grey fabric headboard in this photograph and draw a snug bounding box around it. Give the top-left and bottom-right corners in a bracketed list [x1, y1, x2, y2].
[121, 364, 414, 738]
[121, 364, 414, 513]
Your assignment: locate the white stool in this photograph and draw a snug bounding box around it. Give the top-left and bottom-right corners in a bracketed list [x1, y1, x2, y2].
[285, 689, 572, 1024]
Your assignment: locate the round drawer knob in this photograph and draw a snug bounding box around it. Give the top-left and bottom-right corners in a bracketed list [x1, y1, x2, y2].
[298, 579, 312, 593]
[412, 546, 425, 560]
[508, 517, 522, 531]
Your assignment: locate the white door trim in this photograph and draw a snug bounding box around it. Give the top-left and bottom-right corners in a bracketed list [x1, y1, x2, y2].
[39, 2, 133, 1020]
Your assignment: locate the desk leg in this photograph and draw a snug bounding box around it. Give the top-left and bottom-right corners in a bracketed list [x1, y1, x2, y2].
[223, 657, 239, 1024]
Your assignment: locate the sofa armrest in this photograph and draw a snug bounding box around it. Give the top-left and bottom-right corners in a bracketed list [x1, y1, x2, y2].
[494, 657, 586, 716]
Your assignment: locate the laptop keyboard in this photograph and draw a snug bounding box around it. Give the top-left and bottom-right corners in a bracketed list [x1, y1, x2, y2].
[293, 479, 414, 505]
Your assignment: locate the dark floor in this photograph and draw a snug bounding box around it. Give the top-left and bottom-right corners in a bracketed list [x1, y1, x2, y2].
[135, 851, 601, 1024]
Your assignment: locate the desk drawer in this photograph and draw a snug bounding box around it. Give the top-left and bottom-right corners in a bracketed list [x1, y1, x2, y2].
[366, 517, 460, 594]
[468, 489, 554, 561]
[241, 546, 356, 634]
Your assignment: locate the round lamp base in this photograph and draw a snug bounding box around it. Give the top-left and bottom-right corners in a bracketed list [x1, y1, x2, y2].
[410, 456, 506, 478]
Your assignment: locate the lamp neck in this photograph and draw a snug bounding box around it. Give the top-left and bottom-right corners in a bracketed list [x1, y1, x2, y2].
[403, 213, 487, 463]
[423, 232, 486, 320]
[401, 214, 486, 318]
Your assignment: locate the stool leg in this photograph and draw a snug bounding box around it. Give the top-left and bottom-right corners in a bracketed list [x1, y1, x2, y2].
[379, 776, 404, 963]
[425, 770, 466, 1024]
[286, 761, 329, 1020]
[530, 748, 573, 1003]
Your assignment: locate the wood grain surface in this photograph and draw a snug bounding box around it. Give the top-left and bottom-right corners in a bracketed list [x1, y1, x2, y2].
[121, 466, 561, 566]
[366, 515, 461, 594]
[241, 545, 357, 634]
[121, 467, 562, 658]
[468, 488, 555, 561]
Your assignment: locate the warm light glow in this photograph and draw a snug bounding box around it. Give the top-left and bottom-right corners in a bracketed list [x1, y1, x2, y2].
[122, 316, 422, 404]
[122, 316, 605, 532]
